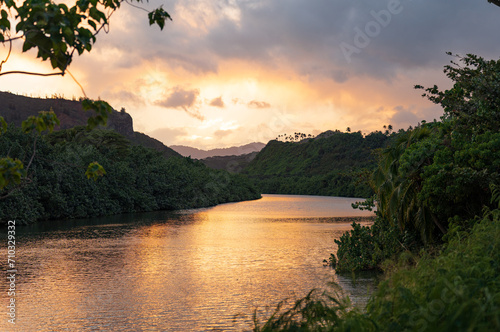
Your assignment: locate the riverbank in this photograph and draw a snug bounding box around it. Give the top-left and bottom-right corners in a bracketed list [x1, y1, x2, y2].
[0, 127, 261, 225]
[253, 212, 500, 331]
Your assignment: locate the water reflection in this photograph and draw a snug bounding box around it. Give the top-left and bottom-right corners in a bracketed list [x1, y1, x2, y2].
[0, 195, 376, 331]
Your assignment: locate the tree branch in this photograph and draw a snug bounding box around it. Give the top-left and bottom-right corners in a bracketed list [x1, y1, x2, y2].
[1, 36, 24, 43]
[0, 38, 13, 72]
[25, 136, 37, 173]
[0, 70, 64, 77]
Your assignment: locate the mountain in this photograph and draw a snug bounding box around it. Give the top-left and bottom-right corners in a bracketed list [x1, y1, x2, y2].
[171, 142, 265, 159]
[241, 130, 392, 198]
[0, 91, 181, 159]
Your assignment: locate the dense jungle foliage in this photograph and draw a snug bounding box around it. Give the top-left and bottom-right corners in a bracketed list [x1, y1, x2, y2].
[255, 54, 500, 331]
[0, 126, 260, 225]
[333, 54, 500, 273]
[242, 130, 391, 198]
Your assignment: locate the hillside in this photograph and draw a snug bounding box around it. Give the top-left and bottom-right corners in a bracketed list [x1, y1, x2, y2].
[201, 151, 259, 173]
[0, 91, 181, 158]
[242, 130, 391, 197]
[171, 142, 265, 159]
[130, 132, 182, 159]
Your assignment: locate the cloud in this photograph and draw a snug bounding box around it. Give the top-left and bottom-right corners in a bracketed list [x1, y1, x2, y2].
[248, 100, 271, 109]
[214, 129, 232, 138]
[102, 90, 145, 107]
[7, 0, 500, 151]
[157, 86, 199, 109]
[67, 1, 500, 88]
[155, 86, 204, 120]
[389, 105, 420, 130]
[209, 96, 225, 107]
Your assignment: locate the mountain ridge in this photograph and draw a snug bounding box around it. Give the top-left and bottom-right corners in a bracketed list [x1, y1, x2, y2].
[171, 142, 265, 159]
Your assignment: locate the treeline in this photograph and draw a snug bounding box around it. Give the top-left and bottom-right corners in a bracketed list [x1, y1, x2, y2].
[0, 126, 260, 225]
[242, 130, 392, 198]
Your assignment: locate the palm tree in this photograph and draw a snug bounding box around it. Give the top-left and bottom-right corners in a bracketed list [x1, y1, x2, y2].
[373, 126, 446, 243]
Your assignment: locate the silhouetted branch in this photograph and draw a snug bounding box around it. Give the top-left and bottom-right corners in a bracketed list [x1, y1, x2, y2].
[0, 38, 12, 72]
[489, 0, 500, 7]
[0, 70, 64, 77]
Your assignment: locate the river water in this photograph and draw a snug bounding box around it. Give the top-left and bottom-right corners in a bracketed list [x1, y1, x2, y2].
[1, 194, 376, 331]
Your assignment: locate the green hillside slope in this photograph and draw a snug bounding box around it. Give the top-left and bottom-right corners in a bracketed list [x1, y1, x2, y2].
[242, 130, 391, 197]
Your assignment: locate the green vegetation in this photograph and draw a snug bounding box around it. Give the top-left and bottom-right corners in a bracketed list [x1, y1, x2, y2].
[255, 212, 500, 331]
[333, 54, 500, 273]
[0, 0, 171, 196]
[254, 54, 500, 331]
[243, 130, 391, 198]
[0, 125, 260, 225]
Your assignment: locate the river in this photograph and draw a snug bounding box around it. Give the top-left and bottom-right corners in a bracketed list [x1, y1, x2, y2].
[1, 194, 376, 331]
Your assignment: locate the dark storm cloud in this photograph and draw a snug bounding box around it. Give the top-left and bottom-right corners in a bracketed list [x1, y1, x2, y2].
[202, 1, 500, 80]
[105, 0, 500, 82]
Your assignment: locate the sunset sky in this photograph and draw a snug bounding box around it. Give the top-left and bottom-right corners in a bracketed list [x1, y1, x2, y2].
[1, 0, 500, 149]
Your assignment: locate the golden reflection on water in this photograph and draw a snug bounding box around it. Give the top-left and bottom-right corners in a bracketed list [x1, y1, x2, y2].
[0, 195, 376, 331]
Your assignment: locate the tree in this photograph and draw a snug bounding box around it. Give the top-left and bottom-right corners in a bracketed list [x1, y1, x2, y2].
[373, 125, 446, 243]
[0, 0, 172, 192]
[374, 54, 500, 244]
[0, 0, 170, 76]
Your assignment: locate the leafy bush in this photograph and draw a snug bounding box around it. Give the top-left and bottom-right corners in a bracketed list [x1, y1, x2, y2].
[366, 212, 500, 331]
[333, 216, 405, 273]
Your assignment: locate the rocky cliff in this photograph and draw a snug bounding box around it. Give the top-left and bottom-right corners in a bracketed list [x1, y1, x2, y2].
[0, 91, 134, 137]
[0, 91, 181, 158]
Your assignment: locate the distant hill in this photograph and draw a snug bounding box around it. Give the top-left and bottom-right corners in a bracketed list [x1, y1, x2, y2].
[201, 151, 259, 173]
[0, 91, 181, 159]
[171, 142, 265, 159]
[241, 130, 392, 197]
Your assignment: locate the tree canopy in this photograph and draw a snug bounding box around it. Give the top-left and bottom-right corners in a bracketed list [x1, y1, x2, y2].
[0, 0, 170, 76]
[0, 0, 172, 193]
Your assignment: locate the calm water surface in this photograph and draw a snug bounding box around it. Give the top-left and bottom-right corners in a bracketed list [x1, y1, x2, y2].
[1, 194, 376, 331]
